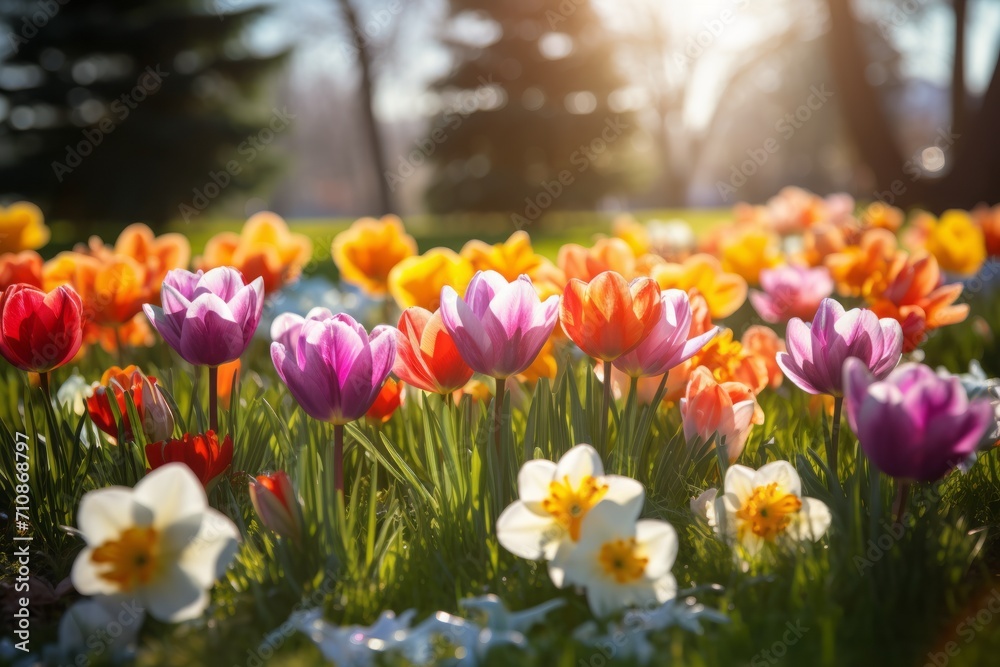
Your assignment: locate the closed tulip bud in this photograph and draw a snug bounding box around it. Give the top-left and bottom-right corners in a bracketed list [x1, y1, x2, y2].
[249, 471, 303, 541]
[140, 373, 175, 442]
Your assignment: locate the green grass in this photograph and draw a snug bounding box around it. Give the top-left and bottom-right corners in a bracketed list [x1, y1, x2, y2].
[2, 214, 999, 666]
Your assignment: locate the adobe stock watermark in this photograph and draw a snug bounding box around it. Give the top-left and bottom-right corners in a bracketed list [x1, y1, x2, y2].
[51, 66, 169, 182]
[673, 0, 752, 70]
[925, 589, 1000, 667]
[750, 620, 810, 666]
[178, 107, 295, 222]
[876, 0, 931, 38]
[384, 76, 501, 192]
[511, 115, 629, 230]
[716, 83, 834, 202]
[871, 125, 960, 208]
[338, 0, 404, 60]
[6, 0, 71, 54]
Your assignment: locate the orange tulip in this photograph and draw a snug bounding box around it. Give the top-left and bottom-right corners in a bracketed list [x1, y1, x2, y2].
[90, 223, 190, 296]
[972, 204, 1000, 257]
[217, 358, 241, 410]
[741, 325, 784, 389]
[393, 307, 474, 394]
[824, 228, 897, 298]
[0, 250, 43, 290]
[797, 222, 847, 267]
[43, 252, 147, 327]
[649, 254, 747, 319]
[558, 237, 637, 283]
[366, 378, 404, 423]
[680, 366, 764, 462]
[333, 214, 417, 296]
[869, 253, 968, 352]
[858, 201, 903, 232]
[0, 202, 49, 254]
[199, 212, 312, 294]
[560, 271, 661, 362]
[387, 248, 473, 311]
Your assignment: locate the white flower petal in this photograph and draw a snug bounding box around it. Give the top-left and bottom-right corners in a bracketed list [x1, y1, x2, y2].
[496, 501, 559, 561]
[723, 465, 756, 503]
[554, 444, 603, 487]
[636, 519, 678, 578]
[517, 459, 557, 504]
[651, 572, 678, 604]
[141, 564, 209, 623]
[690, 488, 718, 527]
[133, 463, 208, 530]
[77, 488, 138, 544]
[601, 475, 645, 520]
[754, 461, 802, 498]
[70, 546, 120, 596]
[178, 509, 240, 588]
[787, 497, 832, 542]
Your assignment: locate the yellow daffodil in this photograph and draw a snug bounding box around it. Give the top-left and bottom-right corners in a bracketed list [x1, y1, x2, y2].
[496, 444, 643, 571]
[332, 214, 417, 296]
[694, 461, 831, 558]
[387, 247, 473, 310]
[0, 201, 49, 254]
[549, 500, 678, 617]
[649, 254, 747, 318]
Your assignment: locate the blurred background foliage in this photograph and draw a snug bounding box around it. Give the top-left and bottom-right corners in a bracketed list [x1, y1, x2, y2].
[0, 0, 998, 230]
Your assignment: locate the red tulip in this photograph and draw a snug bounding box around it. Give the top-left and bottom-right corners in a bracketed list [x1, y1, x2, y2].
[145, 431, 233, 487]
[366, 378, 404, 423]
[0, 283, 84, 373]
[393, 307, 474, 394]
[87, 365, 174, 442]
[249, 471, 303, 541]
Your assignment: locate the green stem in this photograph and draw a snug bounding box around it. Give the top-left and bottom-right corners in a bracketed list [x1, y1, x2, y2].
[334, 423, 345, 498]
[601, 366, 612, 459]
[893, 481, 911, 524]
[828, 395, 843, 481]
[39, 371, 51, 402]
[494, 376, 506, 480]
[208, 365, 219, 434]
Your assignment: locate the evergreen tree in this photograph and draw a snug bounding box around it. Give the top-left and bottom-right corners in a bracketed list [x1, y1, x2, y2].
[423, 0, 643, 217]
[0, 0, 286, 228]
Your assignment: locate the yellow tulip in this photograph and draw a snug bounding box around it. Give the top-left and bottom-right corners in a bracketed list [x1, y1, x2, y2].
[649, 254, 747, 318]
[720, 227, 782, 286]
[199, 212, 313, 294]
[922, 209, 986, 276]
[332, 215, 417, 296]
[388, 247, 473, 311]
[460, 230, 548, 281]
[0, 202, 50, 254]
[612, 215, 650, 256]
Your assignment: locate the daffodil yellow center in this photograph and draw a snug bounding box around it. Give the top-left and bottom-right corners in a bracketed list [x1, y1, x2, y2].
[91, 526, 161, 591]
[598, 538, 648, 583]
[541, 475, 608, 541]
[735, 483, 802, 541]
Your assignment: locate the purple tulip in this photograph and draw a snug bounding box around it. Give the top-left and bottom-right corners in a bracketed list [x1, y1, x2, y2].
[439, 271, 559, 379]
[776, 298, 902, 396]
[749, 265, 834, 324]
[843, 358, 994, 481]
[270, 310, 395, 425]
[144, 267, 264, 367]
[613, 289, 719, 378]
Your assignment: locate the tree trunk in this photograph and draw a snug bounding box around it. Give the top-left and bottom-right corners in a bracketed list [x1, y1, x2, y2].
[336, 0, 395, 215]
[951, 0, 967, 140]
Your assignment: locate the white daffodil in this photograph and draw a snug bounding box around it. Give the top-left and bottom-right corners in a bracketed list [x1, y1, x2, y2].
[714, 461, 831, 556]
[496, 444, 643, 577]
[550, 500, 678, 618]
[690, 488, 718, 528]
[70, 463, 240, 622]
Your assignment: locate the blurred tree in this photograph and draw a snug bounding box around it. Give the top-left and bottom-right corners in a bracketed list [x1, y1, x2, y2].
[0, 0, 286, 229]
[826, 0, 1000, 211]
[423, 0, 645, 217]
